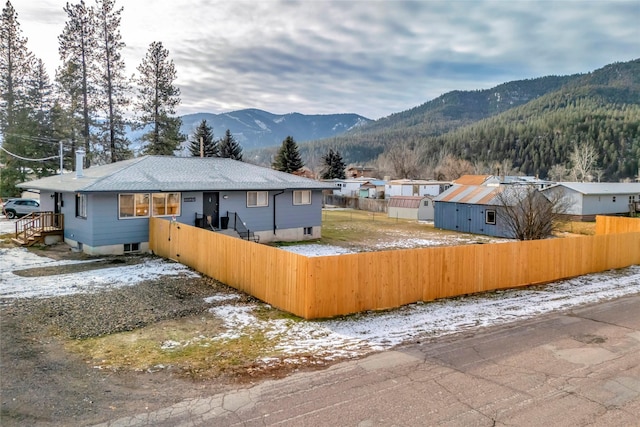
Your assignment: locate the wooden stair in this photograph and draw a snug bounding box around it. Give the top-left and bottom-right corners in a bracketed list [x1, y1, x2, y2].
[12, 212, 64, 247]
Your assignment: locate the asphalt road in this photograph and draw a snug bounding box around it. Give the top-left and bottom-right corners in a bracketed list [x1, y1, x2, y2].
[96, 294, 640, 427]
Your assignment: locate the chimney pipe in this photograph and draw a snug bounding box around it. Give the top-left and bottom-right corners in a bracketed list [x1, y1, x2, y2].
[75, 149, 85, 178]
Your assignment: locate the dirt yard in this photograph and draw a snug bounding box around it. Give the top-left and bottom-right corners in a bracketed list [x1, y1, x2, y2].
[0, 212, 597, 426]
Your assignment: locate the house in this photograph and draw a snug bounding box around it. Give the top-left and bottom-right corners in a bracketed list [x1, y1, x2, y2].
[358, 180, 386, 199]
[385, 179, 451, 199]
[541, 182, 640, 220]
[388, 196, 434, 221]
[17, 155, 337, 255]
[326, 178, 371, 197]
[346, 166, 377, 178]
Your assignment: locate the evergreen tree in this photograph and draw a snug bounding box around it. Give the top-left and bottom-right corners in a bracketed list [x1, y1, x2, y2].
[134, 41, 185, 155]
[320, 148, 346, 179]
[57, 0, 96, 167]
[0, 0, 39, 195]
[24, 58, 58, 177]
[188, 119, 218, 157]
[218, 129, 243, 160]
[272, 135, 304, 173]
[93, 0, 131, 163]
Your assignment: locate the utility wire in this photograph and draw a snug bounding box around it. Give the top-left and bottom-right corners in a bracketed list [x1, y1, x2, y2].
[0, 145, 59, 162]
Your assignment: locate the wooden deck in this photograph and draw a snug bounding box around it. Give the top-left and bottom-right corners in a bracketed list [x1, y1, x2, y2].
[11, 212, 64, 246]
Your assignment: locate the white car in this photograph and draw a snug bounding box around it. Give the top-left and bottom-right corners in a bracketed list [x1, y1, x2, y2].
[3, 198, 41, 219]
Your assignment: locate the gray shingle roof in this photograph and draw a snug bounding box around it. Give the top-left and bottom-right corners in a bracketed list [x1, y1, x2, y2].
[18, 156, 337, 192]
[548, 182, 640, 195]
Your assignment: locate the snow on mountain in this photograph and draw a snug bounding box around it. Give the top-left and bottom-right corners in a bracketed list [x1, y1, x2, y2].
[126, 109, 372, 155]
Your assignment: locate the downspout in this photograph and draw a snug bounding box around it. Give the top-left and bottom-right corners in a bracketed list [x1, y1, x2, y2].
[273, 190, 285, 234]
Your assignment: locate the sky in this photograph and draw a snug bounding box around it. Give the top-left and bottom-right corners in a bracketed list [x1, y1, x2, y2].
[11, 1, 640, 120]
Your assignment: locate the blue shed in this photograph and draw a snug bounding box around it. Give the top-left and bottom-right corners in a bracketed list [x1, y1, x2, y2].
[434, 184, 513, 238]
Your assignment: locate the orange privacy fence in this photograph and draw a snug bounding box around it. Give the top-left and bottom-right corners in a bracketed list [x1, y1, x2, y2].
[150, 216, 640, 319]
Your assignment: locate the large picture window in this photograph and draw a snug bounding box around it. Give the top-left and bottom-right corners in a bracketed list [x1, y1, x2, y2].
[152, 193, 181, 216]
[293, 190, 311, 205]
[247, 191, 268, 207]
[119, 193, 179, 219]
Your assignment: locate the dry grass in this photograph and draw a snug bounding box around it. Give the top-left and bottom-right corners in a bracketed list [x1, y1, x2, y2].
[66, 310, 287, 380]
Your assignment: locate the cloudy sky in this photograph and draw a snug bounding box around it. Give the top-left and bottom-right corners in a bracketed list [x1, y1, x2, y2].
[12, 0, 640, 120]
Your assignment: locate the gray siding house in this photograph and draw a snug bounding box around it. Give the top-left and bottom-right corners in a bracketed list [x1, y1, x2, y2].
[541, 182, 640, 220]
[18, 156, 336, 255]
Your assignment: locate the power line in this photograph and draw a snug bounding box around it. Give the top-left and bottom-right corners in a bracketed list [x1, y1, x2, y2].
[0, 145, 59, 162]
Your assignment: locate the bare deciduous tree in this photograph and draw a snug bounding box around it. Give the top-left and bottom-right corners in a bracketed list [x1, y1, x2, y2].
[434, 154, 474, 181]
[569, 142, 598, 182]
[547, 163, 569, 181]
[495, 185, 569, 240]
[378, 141, 425, 179]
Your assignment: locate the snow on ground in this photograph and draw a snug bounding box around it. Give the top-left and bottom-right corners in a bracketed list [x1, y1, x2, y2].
[0, 217, 17, 235]
[206, 266, 640, 365]
[0, 247, 199, 300]
[1, 237, 639, 367]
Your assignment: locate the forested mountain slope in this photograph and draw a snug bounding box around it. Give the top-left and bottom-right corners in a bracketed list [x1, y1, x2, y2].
[252, 59, 640, 181]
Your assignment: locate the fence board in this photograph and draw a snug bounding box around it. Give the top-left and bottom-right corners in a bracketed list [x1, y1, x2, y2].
[150, 217, 640, 320]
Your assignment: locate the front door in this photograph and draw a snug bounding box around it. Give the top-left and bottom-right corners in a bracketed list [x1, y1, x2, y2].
[203, 192, 219, 228]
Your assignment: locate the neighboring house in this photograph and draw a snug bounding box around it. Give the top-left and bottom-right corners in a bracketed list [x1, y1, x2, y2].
[358, 180, 386, 199]
[347, 166, 377, 178]
[326, 178, 371, 197]
[385, 179, 451, 199]
[388, 196, 434, 221]
[541, 182, 640, 220]
[17, 155, 337, 255]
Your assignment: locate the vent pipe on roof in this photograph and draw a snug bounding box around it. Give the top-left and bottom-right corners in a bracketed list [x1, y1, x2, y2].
[75, 149, 85, 178]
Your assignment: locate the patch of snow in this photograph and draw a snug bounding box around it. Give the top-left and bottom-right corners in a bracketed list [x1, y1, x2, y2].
[204, 294, 240, 303]
[203, 266, 640, 363]
[277, 244, 357, 257]
[0, 248, 199, 300]
[254, 119, 269, 130]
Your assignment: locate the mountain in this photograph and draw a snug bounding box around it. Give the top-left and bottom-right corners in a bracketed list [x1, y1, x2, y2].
[127, 109, 371, 154]
[268, 58, 640, 181]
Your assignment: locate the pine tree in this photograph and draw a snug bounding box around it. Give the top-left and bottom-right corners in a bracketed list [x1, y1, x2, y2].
[57, 0, 96, 167]
[134, 41, 185, 155]
[218, 129, 243, 160]
[94, 0, 131, 163]
[0, 1, 39, 195]
[320, 148, 346, 179]
[272, 136, 304, 173]
[188, 119, 218, 157]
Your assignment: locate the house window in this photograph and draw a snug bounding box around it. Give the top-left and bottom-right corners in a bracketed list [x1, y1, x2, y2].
[124, 243, 140, 253]
[293, 190, 311, 205]
[247, 191, 268, 207]
[423, 200, 429, 207]
[75, 193, 87, 218]
[119, 193, 150, 218]
[120, 193, 179, 219]
[485, 209, 496, 225]
[152, 193, 181, 216]
[304, 227, 313, 235]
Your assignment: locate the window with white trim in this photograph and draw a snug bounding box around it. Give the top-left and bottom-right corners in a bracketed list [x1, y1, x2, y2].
[485, 209, 496, 225]
[119, 193, 180, 219]
[247, 191, 268, 207]
[152, 193, 180, 216]
[293, 190, 311, 205]
[76, 193, 87, 218]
